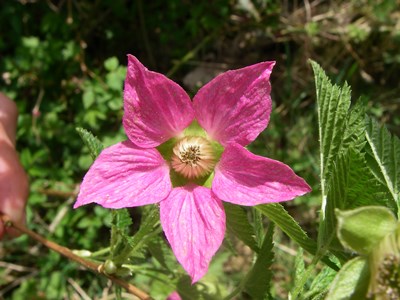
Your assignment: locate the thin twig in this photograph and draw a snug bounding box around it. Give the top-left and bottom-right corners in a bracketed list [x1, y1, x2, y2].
[0, 214, 152, 300]
[67, 277, 92, 300]
[0, 261, 37, 272]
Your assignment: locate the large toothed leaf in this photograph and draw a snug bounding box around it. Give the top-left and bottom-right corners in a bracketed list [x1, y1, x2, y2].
[341, 98, 367, 153]
[76, 127, 104, 160]
[224, 203, 260, 253]
[310, 61, 368, 251]
[244, 223, 275, 299]
[319, 148, 392, 251]
[365, 117, 400, 215]
[311, 61, 352, 188]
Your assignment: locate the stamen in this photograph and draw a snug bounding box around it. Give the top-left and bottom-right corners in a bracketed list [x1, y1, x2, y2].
[171, 136, 216, 179]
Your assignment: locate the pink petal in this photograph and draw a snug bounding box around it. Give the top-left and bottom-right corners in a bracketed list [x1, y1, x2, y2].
[193, 61, 275, 146]
[123, 55, 195, 148]
[74, 141, 171, 209]
[167, 292, 182, 300]
[213, 143, 311, 205]
[160, 184, 226, 283]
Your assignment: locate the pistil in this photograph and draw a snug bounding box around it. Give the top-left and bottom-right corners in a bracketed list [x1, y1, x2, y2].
[171, 136, 216, 179]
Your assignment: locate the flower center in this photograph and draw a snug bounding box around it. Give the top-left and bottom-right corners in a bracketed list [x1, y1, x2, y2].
[171, 136, 216, 179]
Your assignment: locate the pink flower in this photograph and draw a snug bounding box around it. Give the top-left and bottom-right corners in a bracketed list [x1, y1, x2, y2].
[74, 55, 311, 283]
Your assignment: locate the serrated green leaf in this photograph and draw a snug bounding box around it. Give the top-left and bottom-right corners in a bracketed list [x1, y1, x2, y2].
[294, 248, 305, 292]
[257, 204, 340, 271]
[76, 127, 104, 160]
[244, 223, 275, 299]
[224, 203, 260, 253]
[311, 60, 352, 189]
[110, 209, 133, 261]
[110, 206, 161, 264]
[341, 98, 367, 153]
[112, 208, 133, 230]
[365, 117, 400, 215]
[326, 257, 369, 300]
[256, 204, 316, 256]
[320, 148, 392, 251]
[310, 61, 371, 254]
[304, 264, 337, 300]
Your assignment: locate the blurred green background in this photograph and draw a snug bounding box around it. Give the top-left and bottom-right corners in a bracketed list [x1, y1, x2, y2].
[1, 0, 399, 299]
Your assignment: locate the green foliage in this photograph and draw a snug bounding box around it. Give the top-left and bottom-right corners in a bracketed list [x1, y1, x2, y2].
[244, 223, 275, 299]
[224, 203, 260, 253]
[76, 127, 104, 160]
[311, 61, 390, 255]
[293, 248, 306, 296]
[325, 257, 369, 300]
[256, 204, 318, 258]
[1, 0, 400, 298]
[365, 117, 400, 214]
[109, 206, 161, 266]
[303, 265, 337, 300]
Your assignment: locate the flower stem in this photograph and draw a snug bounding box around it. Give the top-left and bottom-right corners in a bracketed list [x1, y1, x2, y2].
[0, 213, 153, 300]
[90, 247, 110, 258]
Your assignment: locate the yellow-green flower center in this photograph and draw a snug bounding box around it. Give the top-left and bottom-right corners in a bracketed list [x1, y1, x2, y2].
[171, 136, 216, 179]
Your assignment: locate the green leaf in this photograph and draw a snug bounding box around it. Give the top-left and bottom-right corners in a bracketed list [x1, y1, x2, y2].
[310, 61, 370, 253]
[256, 204, 317, 256]
[244, 223, 275, 299]
[365, 117, 400, 215]
[311, 60, 352, 191]
[326, 257, 369, 300]
[341, 98, 367, 153]
[109, 206, 161, 265]
[112, 208, 132, 230]
[224, 203, 260, 253]
[304, 265, 337, 300]
[76, 127, 104, 160]
[148, 237, 176, 272]
[104, 56, 119, 71]
[336, 206, 397, 254]
[110, 209, 133, 260]
[177, 275, 201, 300]
[319, 148, 391, 251]
[82, 88, 95, 108]
[293, 248, 305, 294]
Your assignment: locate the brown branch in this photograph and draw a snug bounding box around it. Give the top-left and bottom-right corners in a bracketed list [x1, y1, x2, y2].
[1, 214, 152, 300]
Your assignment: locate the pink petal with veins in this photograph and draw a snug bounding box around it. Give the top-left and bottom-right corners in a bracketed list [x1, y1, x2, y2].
[193, 61, 275, 146]
[160, 184, 226, 283]
[74, 140, 171, 209]
[213, 143, 311, 205]
[123, 55, 195, 148]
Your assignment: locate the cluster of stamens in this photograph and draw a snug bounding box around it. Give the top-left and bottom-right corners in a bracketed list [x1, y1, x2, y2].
[171, 136, 216, 179]
[372, 254, 400, 300]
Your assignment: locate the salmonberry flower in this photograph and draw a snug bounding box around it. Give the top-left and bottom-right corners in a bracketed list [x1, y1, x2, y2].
[74, 55, 311, 283]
